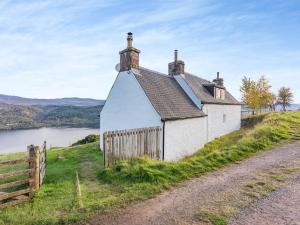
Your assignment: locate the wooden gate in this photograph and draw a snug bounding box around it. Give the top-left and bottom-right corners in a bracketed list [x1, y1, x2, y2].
[103, 126, 162, 167]
[0, 142, 47, 208]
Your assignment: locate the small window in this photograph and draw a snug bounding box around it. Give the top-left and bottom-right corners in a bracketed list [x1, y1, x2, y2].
[223, 114, 226, 123]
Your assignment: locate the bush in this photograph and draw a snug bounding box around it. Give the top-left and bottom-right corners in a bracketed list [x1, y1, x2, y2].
[71, 134, 99, 146]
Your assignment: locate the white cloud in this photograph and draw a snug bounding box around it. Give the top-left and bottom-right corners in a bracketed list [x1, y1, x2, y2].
[0, 0, 299, 103]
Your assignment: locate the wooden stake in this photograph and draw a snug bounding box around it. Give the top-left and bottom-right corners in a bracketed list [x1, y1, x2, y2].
[28, 145, 40, 191]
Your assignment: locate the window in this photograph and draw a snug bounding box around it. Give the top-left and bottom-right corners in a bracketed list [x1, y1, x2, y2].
[223, 114, 226, 123]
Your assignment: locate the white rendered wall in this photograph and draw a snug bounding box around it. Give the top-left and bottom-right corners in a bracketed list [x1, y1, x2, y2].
[164, 117, 207, 161]
[202, 104, 241, 141]
[100, 70, 162, 149]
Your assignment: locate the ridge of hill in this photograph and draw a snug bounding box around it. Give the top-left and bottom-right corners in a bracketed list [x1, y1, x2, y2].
[0, 94, 105, 106]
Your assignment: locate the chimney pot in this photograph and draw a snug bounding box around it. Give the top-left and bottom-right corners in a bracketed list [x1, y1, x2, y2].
[174, 50, 178, 62]
[127, 32, 133, 48]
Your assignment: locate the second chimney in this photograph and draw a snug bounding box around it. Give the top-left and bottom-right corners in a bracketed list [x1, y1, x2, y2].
[168, 50, 185, 76]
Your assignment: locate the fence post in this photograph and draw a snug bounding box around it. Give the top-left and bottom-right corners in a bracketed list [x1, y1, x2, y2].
[28, 145, 40, 191]
[43, 141, 47, 168]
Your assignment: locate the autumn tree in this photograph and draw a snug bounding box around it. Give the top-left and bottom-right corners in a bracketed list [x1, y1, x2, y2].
[257, 76, 273, 112]
[240, 76, 260, 112]
[240, 76, 273, 113]
[277, 87, 293, 111]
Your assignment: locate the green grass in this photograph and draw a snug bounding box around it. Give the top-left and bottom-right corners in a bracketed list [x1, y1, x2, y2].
[0, 143, 104, 225]
[1, 112, 300, 224]
[197, 210, 227, 225]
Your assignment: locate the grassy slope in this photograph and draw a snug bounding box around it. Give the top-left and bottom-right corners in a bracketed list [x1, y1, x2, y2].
[0, 112, 300, 224]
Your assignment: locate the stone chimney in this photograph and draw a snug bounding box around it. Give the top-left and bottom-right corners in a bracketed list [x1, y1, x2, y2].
[119, 32, 140, 72]
[168, 50, 185, 75]
[213, 72, 224, 86]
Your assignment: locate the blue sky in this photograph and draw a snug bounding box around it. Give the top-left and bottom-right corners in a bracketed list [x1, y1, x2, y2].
[0, 0, 299, 102]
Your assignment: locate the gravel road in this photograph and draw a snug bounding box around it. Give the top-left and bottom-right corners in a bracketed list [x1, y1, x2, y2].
[84, 142, 300, 225]
[230, 170, 300, 225]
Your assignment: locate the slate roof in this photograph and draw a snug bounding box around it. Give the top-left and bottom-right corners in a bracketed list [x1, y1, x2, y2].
[133, 68, 206, 120]
[183, 73, 241, 105]
[132, 67, 240, 120]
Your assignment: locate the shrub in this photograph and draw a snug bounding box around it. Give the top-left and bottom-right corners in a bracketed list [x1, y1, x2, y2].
[71, 134, 99, 146]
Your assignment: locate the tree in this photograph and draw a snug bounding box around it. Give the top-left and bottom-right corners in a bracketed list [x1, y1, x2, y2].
[277, 87, 293, 111]
[257, 76, 273, 112]
[240, 76, 273, 113]
[269, 93, 277, 111]
[240, 76, 259, 112]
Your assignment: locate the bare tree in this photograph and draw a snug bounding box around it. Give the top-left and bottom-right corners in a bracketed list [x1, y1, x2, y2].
[277, 87, 293, 111]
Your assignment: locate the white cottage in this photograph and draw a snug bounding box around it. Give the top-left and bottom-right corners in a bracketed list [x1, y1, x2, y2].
[100, 33, 241, 161]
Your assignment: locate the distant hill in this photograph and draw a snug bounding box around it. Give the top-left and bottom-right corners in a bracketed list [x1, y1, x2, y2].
[0, 94, 105, 106]
[0, 103, 102, 130]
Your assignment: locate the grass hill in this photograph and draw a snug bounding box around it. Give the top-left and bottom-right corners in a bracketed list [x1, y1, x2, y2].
[0, 94, 105, 106]
[0, 103, 102, 130]
[1, 112, 300, 224]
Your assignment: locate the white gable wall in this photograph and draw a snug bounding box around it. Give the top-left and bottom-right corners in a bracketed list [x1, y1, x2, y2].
[100, 70, 162, 149]
[164, 117, 208, 161]
[202, 104, 241, 141]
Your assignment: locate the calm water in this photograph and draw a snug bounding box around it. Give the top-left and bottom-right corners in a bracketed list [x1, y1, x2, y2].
[0, 127, 99, 154]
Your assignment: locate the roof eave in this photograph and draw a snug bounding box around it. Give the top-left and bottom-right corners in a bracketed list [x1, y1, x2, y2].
[202, 101, 242, 105]
[161, 114, 208, 121]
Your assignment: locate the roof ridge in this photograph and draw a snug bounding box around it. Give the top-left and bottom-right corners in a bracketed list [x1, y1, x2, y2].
[184, 72, 212, 84]
[138, 66, 170, 77]
[138, 67, 214, 86]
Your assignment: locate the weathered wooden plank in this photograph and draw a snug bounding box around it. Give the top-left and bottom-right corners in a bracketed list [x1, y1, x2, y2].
[0, 188, 31, 201]
[0, 169, 31, 179]
[0, 178, 32, 189]
[0, 158, 29, 166]
[103, 126, 162, 166]
[120, 133, 123, 160]
[156, 128, 161, 159]
[0, 196, 30, 209]
[116, 133, 119, 162]
[103, 133, 107, 167]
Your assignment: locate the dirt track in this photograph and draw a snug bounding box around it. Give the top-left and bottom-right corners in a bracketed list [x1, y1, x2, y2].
[84, 142, 300, 225]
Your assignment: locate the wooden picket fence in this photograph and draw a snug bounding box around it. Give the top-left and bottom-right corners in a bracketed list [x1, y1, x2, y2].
[103, 126, 162, 167]
[0, 142, 47, 209]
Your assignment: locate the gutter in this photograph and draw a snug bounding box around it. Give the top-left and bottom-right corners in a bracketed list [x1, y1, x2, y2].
[161, 114, 208, 122]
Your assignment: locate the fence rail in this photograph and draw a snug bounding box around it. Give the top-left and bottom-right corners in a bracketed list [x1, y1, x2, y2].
[0, 142, 47, 209]
[103, 126, 162, 167]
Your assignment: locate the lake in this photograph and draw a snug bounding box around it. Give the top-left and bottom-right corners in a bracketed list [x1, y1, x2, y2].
[0, 127, 99, 154]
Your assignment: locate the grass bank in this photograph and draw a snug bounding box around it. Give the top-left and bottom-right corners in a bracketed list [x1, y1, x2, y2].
[0, 112, 300, 224]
